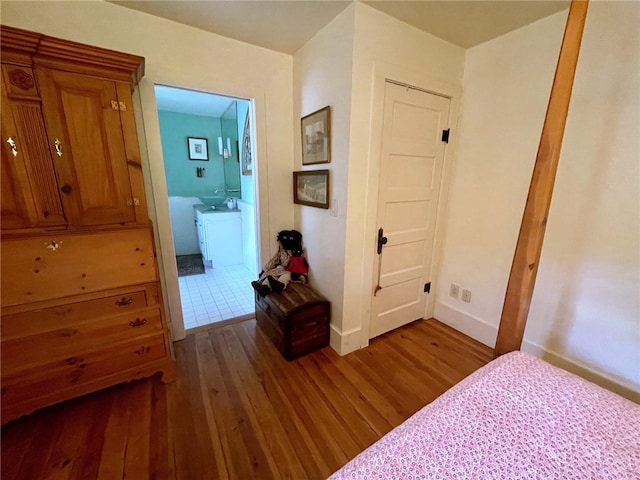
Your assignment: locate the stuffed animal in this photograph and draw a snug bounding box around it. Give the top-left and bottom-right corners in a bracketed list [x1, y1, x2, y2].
[251, 229, 308, 297]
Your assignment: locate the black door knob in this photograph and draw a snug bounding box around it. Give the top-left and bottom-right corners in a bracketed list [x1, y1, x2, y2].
[60, 184, 72, 194]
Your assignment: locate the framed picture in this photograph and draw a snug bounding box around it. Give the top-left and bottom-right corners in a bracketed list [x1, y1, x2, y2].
[301, 106, 330, 165]
[293, 170, 330, 209]
[241, 112, 252, 175]
[188, 137, 208, 160]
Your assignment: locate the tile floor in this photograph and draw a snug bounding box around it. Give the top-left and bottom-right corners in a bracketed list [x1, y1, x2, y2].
[178, 263, 256, 330]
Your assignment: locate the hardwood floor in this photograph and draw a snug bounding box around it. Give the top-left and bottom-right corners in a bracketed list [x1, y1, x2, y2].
[1, 318, 493, 480]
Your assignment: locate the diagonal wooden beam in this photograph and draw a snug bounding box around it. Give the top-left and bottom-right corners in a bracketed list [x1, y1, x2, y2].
[494, 0, 589, 357]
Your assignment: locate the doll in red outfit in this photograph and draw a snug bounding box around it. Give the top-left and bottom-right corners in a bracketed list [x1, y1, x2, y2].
[285, 248, 309, 283]
[251, 230, 308, 297]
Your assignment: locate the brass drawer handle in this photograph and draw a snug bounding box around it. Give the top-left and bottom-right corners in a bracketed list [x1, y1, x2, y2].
[54, 138, 63, 157]
[45, 240, 62, 251]
[6, 137, 18, 157]
[115, 297, 134, 307]
[129, 318, 147, 328]
[134, 345, 151, 356]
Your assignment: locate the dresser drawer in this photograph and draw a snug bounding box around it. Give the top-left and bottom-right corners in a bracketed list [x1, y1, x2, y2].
[1, 334, 167, 407]
[2, 308, 162, 374]
[1, 285, 159, 341]
[1, 227, 158, 307]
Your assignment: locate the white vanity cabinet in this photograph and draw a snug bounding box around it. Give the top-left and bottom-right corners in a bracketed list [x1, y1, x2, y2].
[194, 205, 243, 267]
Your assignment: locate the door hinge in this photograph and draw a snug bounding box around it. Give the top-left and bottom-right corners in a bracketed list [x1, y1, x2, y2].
[424, 282, 431, 293]
[126, 197, 140, 206]
[441, 129, 450, 143]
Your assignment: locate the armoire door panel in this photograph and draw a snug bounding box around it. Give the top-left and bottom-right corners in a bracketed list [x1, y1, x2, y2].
[35, 67, 135, 227]
[1, 78, 39, 230]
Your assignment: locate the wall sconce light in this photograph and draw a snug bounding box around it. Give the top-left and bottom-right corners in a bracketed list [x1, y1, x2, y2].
[218, 137, 232, 159]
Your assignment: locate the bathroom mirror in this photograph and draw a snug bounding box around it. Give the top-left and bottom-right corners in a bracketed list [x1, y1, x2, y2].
[220, 102, 241, 198]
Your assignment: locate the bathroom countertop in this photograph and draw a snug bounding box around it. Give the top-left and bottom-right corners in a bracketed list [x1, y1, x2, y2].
[193, 204, 239, 215]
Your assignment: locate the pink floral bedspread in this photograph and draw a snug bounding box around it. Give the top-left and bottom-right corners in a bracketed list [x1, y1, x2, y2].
[329, 351, 640, 479]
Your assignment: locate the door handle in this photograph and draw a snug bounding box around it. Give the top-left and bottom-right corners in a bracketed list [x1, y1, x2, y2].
[377, 228, 388, 254]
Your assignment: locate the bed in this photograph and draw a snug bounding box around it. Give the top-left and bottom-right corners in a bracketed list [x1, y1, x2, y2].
[329, 351, 640, 479]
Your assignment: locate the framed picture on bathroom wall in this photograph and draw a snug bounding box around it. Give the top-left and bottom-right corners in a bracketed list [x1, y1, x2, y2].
[188, 137, 208, 161]
[293, 170, 330, 209]
[241, 111, 252, 175]
[301, 106, 330, 165]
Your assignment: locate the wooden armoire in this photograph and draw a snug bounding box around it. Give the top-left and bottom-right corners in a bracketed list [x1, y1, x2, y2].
[0, 25, 176, 424]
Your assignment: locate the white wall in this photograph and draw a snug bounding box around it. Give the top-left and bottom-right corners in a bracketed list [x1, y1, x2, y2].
[435, 3, 640, 398]
[293, 5, 355, 341]
[2, 1, 295, 340]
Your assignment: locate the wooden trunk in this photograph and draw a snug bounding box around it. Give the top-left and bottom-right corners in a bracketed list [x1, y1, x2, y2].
[255, 283, 330, 361]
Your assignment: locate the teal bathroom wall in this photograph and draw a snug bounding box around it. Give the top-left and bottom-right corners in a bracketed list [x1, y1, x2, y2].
[158, 110, 225, 197]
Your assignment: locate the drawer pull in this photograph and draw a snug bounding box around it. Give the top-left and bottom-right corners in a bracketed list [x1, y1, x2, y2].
[6, 137, 18, 157]
[129, 318, 147, 328]
[115, 297, 134, 307]
[54, 138, 63, 157]
[134, 345, 151, 356]
[44, 240, 62, 251]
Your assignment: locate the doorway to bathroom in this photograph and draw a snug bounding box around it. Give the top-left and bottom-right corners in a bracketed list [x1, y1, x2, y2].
[155, 85, 258, 331]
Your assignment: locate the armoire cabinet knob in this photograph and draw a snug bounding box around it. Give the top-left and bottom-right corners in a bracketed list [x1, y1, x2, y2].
[60, 184, 72, 194]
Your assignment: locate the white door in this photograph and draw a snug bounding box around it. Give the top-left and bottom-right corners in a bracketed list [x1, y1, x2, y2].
[370, 82, 451, 339]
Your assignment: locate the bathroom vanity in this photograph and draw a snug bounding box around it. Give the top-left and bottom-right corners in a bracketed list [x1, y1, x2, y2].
[194, 204, 243, 267]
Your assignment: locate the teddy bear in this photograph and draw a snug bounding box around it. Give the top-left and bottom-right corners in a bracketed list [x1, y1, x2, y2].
[251, 229, 308, 297]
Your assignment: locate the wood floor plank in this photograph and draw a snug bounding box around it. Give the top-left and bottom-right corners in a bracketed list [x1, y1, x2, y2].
[1, 318, 493, 479]
[236, 320, 332, 479]
[196, 331, 250, 480]
[97, 382, 138, 479]
[194, 335, 230, 480]
[68, 391, 113, 480]
[149, 376, 174, 480]
[209, 328, 278, 479]
[298, 353, 385, 445]
[169, 336, 218, 480]
[122, 380, 153, 480]
[221, 325, 308, 480]
[254, 321, 354, 471]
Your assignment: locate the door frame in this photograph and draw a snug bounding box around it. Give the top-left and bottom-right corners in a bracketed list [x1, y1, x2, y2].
[133, 76, 268, 341]
[358, 63, 462, 350]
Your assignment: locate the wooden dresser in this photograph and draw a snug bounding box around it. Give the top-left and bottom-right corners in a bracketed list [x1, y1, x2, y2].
[0, 26, 175, 424]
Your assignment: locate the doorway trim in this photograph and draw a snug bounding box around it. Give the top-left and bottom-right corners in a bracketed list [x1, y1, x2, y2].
[134, 74, 269, 341]
[357, 62, 463, 350]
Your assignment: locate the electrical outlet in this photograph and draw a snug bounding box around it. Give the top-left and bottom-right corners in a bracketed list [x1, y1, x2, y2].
[462, 289, 472, 303]
[449, 284, 459, 298]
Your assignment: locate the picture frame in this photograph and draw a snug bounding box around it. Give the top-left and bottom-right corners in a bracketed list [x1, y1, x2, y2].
[293, 170, 330, 209]
[241, 112, 252, 175]
[188, 137, 208, 161]
[301, 106, 330, 165]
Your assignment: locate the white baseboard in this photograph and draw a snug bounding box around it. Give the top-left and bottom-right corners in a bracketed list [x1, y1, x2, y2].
[434, 300, 640, 403]
[329, 323, 361, 356]
[434, 301, 497, 348]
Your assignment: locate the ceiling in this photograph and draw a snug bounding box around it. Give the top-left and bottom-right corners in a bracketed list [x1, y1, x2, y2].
[154, 85, 237, 117]
[111, 0, 569, 54]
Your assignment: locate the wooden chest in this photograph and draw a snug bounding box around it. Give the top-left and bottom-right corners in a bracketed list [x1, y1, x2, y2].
[255, 283, 330, 360]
